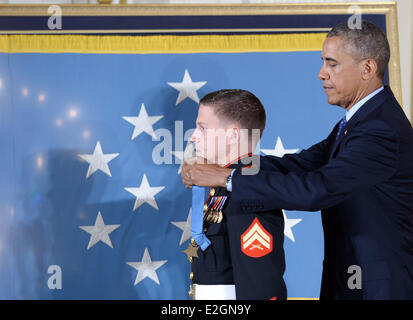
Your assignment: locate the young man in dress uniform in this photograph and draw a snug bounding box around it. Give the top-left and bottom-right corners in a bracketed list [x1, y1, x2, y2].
[182, 89, 287, 300]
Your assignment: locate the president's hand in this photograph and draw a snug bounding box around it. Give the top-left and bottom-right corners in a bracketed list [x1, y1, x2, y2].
[181, 157, 233, 189]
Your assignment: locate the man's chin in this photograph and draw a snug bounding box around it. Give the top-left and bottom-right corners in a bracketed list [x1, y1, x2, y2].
[193, 152, 211, 163]
[327, 96, 341, 106]
[195, 150, 205, 159]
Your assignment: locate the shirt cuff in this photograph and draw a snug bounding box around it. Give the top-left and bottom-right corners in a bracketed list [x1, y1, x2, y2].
[226, 169, 236, 192]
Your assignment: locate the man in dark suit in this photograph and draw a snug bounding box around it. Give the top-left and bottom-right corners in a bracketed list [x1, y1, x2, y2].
[182, 21, 413, 300]
[185, 89, 286, 300]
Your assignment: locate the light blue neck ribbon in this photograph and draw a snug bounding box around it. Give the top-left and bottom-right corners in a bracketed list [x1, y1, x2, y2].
[191, 186, 211, 251]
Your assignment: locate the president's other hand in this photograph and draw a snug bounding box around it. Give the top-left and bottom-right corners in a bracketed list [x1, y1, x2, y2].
[181, 157, 233, 189]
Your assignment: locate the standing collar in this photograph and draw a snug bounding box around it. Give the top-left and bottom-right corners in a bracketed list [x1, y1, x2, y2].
[224, 153, 254, 169]
[346, 86, 384, 122]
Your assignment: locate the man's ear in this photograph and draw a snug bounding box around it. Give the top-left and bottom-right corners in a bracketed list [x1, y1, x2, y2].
[361, 58, 379, 80]
[227, 127, 240, 145]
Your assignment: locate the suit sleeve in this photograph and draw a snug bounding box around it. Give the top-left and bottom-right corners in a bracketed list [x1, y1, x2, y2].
[232, 120, 399, 212]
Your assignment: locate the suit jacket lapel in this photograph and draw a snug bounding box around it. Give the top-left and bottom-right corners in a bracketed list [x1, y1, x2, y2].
[328, 86, 392, 159]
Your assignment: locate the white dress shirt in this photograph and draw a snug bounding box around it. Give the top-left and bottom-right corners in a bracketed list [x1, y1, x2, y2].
[345, 86, 384, 122]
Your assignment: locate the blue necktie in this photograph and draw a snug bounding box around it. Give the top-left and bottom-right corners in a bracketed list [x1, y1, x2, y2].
[336, 117, 347, 140]
[191, 186, 211, 251]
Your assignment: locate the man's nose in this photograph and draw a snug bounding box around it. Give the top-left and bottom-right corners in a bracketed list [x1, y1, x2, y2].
[190, 128, 199, 142]
[318, 64, 329, 81]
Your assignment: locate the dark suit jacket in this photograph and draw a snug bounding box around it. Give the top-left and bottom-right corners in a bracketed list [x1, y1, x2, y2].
[192, 156, 287, 300]
[231, 86, 413, 299]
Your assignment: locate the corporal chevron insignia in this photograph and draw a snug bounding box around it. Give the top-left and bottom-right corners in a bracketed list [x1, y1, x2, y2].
[241, 218, 273, 258]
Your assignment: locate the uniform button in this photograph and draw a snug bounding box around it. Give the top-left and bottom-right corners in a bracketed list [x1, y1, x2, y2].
[191, 237, 196, 246]
[189, 257, 193, 263]
[190, 272, 194, 281]
[210, 188, 215, 196]
[204, 228, 207, 233]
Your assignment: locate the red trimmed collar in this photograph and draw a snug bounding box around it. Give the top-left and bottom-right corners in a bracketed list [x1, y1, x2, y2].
[224, 153, 254, 168]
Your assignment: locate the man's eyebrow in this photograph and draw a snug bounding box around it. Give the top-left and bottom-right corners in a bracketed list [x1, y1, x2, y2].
[322, 56, 339, 63]
[196, 121, 206, 126]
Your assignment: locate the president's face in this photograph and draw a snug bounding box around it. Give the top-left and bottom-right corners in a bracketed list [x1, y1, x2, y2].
[318, 36, 364, 109]
[190, 104, 232, 164]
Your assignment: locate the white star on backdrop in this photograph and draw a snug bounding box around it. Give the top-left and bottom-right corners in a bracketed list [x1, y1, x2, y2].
[167, 69, 207, 105]
[124, 174, 165, 211]
[79, 211, 120, 250]
[122, 103, 163, 139]
[261, 136, 299, 157]
[126, 248, 167, 286]
[170, 141, 195, 174]
[78, 141, 119, 178]
[283, 210, 302, 242]
[171, 208, 192, 246]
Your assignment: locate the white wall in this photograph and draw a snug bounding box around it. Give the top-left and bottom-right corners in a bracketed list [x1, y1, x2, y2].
[1, 0, 411, 120]
[396, 0, 412, 121]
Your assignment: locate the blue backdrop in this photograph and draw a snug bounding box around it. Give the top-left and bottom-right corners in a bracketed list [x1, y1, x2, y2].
[0, 50, 344, 299]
